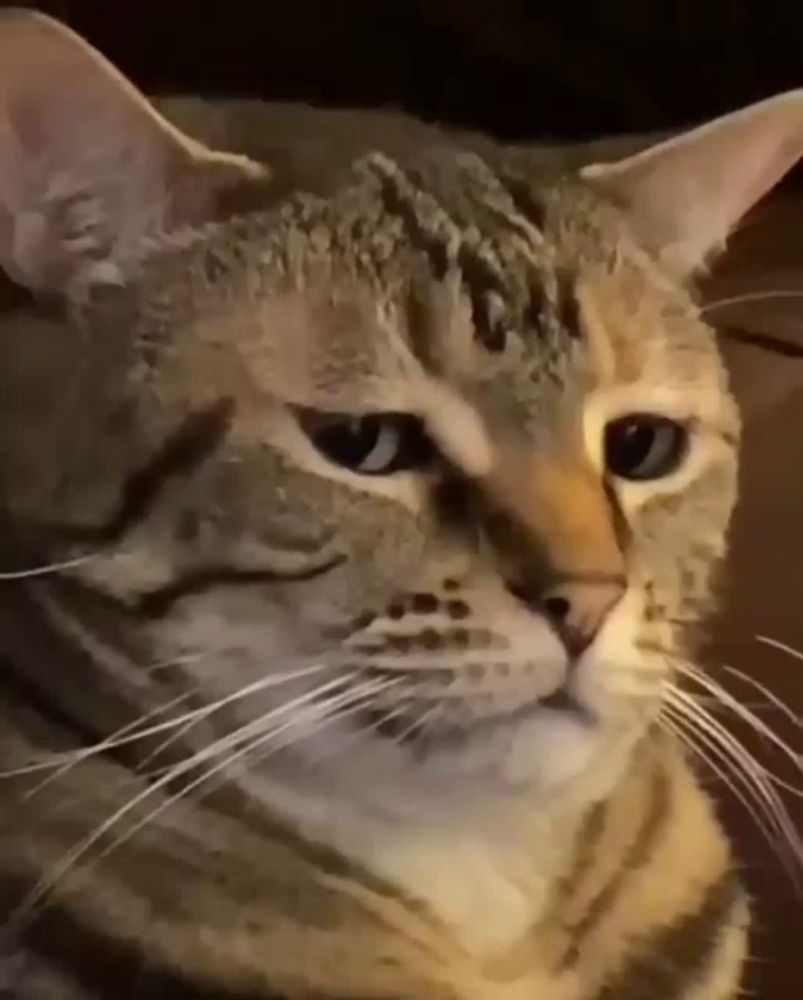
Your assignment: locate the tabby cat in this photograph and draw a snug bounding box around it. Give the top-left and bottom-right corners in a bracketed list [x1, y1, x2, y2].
[0, 10, 801, 1000]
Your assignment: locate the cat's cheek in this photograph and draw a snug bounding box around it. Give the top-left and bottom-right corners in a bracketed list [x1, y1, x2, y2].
[570, 586, 662, 717]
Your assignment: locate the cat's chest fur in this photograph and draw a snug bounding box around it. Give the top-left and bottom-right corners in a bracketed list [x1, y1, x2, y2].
[246, 771, 574, 955]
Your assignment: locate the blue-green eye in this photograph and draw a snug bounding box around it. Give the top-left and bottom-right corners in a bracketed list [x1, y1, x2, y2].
[605, 415, 688, 481]
[298, 410, 434, 475]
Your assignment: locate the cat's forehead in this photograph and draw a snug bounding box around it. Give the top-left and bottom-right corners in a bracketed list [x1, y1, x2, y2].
[252, 149, 699, 360]
[141, 149, 720, 424]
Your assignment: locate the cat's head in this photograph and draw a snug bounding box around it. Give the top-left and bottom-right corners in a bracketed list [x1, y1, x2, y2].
[0, 11, 801, 814]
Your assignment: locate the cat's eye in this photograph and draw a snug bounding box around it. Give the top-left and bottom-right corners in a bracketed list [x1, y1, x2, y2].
[297, 409, 435, 475]
[604, 414, 687, 481]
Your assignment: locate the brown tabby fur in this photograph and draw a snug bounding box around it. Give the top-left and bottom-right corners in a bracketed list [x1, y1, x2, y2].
[1, 11, 801, 1000]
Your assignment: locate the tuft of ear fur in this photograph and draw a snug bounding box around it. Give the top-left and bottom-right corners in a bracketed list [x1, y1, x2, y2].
[581, 90, 803, 277]
[0, 10, 269, 295]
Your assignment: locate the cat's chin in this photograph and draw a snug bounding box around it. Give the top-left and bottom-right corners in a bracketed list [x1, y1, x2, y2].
[238, 693, 644, 826]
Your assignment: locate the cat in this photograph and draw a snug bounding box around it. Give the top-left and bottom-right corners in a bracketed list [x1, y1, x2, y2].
[0, 9, 800, 999]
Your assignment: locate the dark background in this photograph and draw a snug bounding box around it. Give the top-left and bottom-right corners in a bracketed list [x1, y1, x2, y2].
[6, 1, 803, 996]
[9, 1, 803, 141]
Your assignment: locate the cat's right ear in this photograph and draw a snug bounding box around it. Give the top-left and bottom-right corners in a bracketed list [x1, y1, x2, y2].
[0, 10, 270, 297]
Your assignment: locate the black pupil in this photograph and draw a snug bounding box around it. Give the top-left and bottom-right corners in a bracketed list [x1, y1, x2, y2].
[605, 416, 683, 481]
[299, 410, 434, 474]
[315, 417, 381, 468]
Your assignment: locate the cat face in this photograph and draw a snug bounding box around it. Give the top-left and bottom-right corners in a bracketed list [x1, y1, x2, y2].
[0, 13, 798, 815]
[26, 152, 735, 808]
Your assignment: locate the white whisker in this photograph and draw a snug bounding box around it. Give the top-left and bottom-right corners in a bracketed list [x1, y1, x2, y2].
[1, 648, 218, 780]
[663, 697, 791, 841]
[238, 676, 403, 776]
[2, 664, 328, 784]
[756, 634, 803, 665]
[722, 665, 803, 729]
[140, 648, 219, 677]
[134, 663, 330, 773]
[96, 675, 402, 868]
[23, 689, 198, 798]
[0, 554, 97, 580]
[666, 683, 803, 801]
[672, 660, 803, 776]
[662, 687, 803, 883]
[660, 707, 771, 838]
[8, 670, 351, 923]
[701, 289, 803, 314]
[390, 702, 443, 747]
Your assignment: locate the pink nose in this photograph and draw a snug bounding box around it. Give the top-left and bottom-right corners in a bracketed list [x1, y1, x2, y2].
[539, 578, 626, 657]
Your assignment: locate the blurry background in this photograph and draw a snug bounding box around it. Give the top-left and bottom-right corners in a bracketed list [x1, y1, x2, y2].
[5, 1, 803, 994]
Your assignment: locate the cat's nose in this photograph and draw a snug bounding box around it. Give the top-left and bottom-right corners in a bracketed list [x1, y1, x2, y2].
[510, 577, 625, 658]
[539, 579, 625, 657]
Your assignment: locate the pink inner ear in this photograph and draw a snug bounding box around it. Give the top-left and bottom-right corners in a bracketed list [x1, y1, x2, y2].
[0, 11, 268, 296]
[581, 90, 803, 277]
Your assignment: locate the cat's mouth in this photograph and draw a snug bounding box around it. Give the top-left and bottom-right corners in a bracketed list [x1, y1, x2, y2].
[355, 682, 591, 755]
[539, 687, 583, 713]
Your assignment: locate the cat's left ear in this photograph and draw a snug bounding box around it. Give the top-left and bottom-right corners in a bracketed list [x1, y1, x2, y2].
[581, 90, 803, 277]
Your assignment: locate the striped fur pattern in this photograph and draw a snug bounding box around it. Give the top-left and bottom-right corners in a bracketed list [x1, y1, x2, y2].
[3, 11, 801, 1000]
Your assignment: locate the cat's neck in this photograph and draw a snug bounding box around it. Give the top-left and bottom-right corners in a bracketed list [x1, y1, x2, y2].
[238, 740, 642, 957]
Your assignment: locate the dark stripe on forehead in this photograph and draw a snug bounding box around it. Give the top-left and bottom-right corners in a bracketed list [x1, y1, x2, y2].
[495, 172, 548, 233]
[555, 269, 582, 340]
[456, 244, 509, 353]
[471, 167, 554, 340]
[590, 872, 742, 1000]
[447, 159, 553, 337]
[367, 155, 451, 282]
[454, 157, 545, 251]
[365, 155, 511, 355]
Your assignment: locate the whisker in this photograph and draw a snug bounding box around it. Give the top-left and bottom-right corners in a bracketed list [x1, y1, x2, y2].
[663, 687, 803, 881]
[666, 682, 803, 800]
[642, 640, 803, 783]
[238, 677, 404, 775]
[0, 553, 98, 581]
[722, 665, 803, 729]
[140, 648, 220, 677]
[23, 689, 198, 798]
[660, 707, 774, 843]
[701, 289, 803, 314]
[659, 706, 802, 889]
[2, 664, 329, 783]
[7, 671, 351, 924]
[98, 675, 402, 866]
[756, 634, 803, 665]
[663, 696, 796, 844]
[390, 702, 444, 747]
[672, 660, 803, 777]
[1, 648, 218, 780]
[134, 663, 331, 773]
